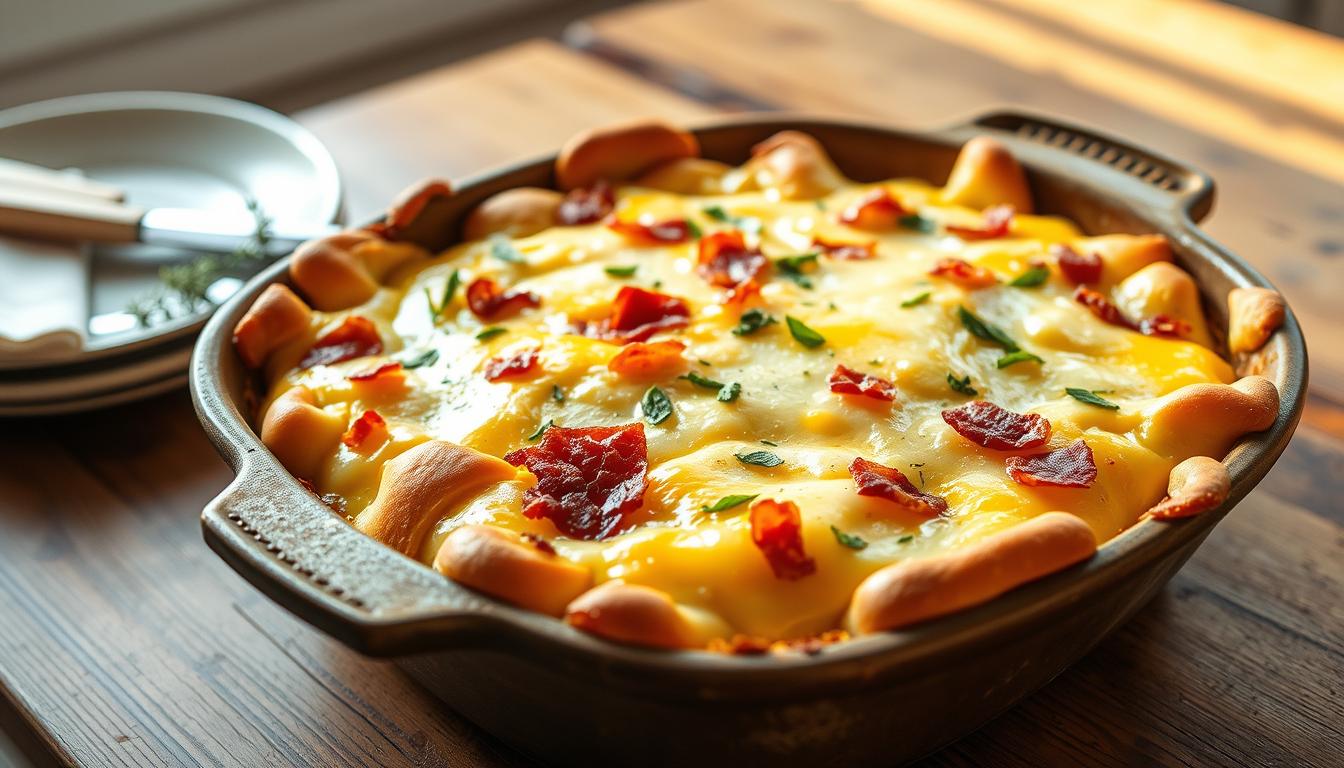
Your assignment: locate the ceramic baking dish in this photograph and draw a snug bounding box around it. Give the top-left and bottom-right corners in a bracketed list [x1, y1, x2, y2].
[191, 112, 1307, 767]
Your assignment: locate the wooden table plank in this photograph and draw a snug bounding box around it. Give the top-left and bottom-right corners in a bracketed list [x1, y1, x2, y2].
[576, 0, 1344, 404]
[1, 23, 1340, 768]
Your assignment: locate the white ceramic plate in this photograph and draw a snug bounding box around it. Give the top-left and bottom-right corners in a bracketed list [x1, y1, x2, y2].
[0, 91, 341, 365]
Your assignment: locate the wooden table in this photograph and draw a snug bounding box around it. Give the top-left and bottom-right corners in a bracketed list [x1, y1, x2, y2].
[2, 2, 1341, 766]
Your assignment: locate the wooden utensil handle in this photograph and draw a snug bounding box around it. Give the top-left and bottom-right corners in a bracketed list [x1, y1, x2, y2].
[0, 186, 144, 243]
[0, 158, 126, 202]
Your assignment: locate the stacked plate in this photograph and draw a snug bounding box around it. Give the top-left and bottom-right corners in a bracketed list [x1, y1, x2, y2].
[0, 92, 341, 416]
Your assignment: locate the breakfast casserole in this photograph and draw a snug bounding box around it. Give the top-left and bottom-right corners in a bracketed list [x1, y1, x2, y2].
[231, 121, 1284, 652]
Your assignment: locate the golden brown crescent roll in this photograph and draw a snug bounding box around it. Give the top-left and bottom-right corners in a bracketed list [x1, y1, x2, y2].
[1146, 456, 1231, 520]
[846, 512, 1097, 634]
[233, 284, 313, 369]
[633, 157, 732, 195]
[1076, 234, 1172, 289]
[942, 136, 1034, 213]
[435, 525, 591, 616]
[1139, 376, 1278, 459]
[1114, 262, 1214, 347]
[260, 386, 345, 480]
[556, 121, 699, 191]
[463, 187, 564, 241]
[353, 440, 517, 558]
[732, 130, 847, 200]
[565, 581, 730, 649]
[1228, 287, 1286, 354]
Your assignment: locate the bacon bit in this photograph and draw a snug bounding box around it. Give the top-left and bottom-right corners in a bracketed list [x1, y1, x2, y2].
[813, 235, 876, 260]
[557, 180, 614, 225]
[504, 423, 648, 540]
[1052, 244, 1103, 284]
[946, 204, 1015, 240]
[708, 634, 773, 655]
[483, 348, 540, 381]
[299, 316, 382, 369]
[848, 457, 949, 517]
[722, 279, 762, 310]
[466, 277, 540, 320]
[608, 217, 696, 244]
[607, 340, 687, 379]
[696, 230, 768, 287]
[839, 188, 907, 230]
[1074, 286, 1136, 329]
[827, 364, 897, 403]
[341, 409, 388, 451]
[1006, 439, 1098, 488]
[941, 401, 1052, 451]
[779, 629, 850, 656]
[520, 532, 557, 556]
[346, 361, 404, 382]
[929, 257, 998, 289]
[601, 285, 691, 343]
[1140, 314, 1192, 338]
[296, 478, 347, 515]
[749, 499, 816, 580]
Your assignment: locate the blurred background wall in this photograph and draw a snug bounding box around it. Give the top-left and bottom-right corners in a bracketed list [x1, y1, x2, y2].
[0, 0, 1339, 113]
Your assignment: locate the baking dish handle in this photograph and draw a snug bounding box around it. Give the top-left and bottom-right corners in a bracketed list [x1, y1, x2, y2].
[955, 110, 1216, 223]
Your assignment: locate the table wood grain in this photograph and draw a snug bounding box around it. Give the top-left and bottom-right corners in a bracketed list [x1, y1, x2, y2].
[2, 1, 1342, 764]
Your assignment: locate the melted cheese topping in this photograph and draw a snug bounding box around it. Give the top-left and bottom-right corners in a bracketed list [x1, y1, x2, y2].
[266, 180, 1233, 641]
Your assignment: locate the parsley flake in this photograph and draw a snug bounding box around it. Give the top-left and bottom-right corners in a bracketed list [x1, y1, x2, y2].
[604, 264, 638, 278]
[831, 525, 869, 550]
[641, 386, 673, 425]
[957, 305, 1019, 350]
[526, 419, 554, 441]
[897, 534, 915, 544]
[1009, 266, 1050, 287]
[702, 205, 761, 233]
[551, 385, 565, 403]
[734, 449, 783, 468]
[475, 326, 507, 342]
[489, 234, 524, 263]
[947, 373, 977, 396]
[775, 252, 819, 289]
[702, 494, 758, 513]
[1066, 387, 1121, 410]
[426, 269, 462, 321]
[732, 309, 777, 336]
[717, 382, 742, 402]
[397, 348, 439, 369]
[685, 218, 704, 239]
[785, 315, 826, 348]
[681, 371, 725, 390]
[899, 214, 937, 233]
[996, 350, 1045, 368]
[900, 291, 931, 308]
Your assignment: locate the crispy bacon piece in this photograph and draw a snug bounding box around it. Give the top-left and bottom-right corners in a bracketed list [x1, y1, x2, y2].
[557, 180, 614, 225]
[1006, 439, 1098, 488]
[504, 423, 648, 540]
[607, 340, 686, 379]
[812, 235, 876, 261]
[722, 279, 762, 310]
[839, 189, 907, 230]
[946, 204, 1015, 240]
[347, 361, 403, 382]
[696, 230, 768, 287]
[848, 457, 948, 517]
[341, 409, 388, 451]
[749, 499, 816, 580]
[608, 217, 697, 244]
[299, 316, 382, 369]
[1073, 286, 1136, 329]
[827, 364, 897, 403]
[1139, 314, 1192, 338]
[941, 401, 1051, 451]
[466, 277, 540, 320]
[1052, 244, 1102, 284]
[929, 257, 998, 289]
[594, 285, 691, 343]
[483, 348, 540, 381]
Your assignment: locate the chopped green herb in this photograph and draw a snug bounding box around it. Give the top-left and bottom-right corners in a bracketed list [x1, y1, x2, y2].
[717, 382, 742, 402]
[702, 205, 762, 233]
[641, 386, 673, 425]
[760, 439, 779, 447]
[958, 305, 1019, 350]
[426, 269, 462, 320]
[698, 359, 713, 367]
[1065, 387, 1121, 410]
[685, 218, 703, 239]
[899, 214, 937, 233]
[786, 315, 826, 348]
[526, 419, 554, 441]
[901, 291, 931, 308]
[947, 373, 978, 396]
[604, 264, 638, 278]
[703, 205, 731, 222]
[551, 385, 565, 403]
[897, 534, 915, 544]
[489, 234, 524, 263]
[475, 326, 507, 342]
[831, 525, 869, 550]
[732, 308, 777, 336]
[775, 252, 819, 289]
[681, 371, 725, 390]
[702, 494, 758, 513]
[814, 200, 828, 211]
[1009, 266, 1050, 287]
[652, 279, 664, 290]
[734, 449, 783, 468]
[996, 350, 1045, 368]
[398, 348, 439, 369]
